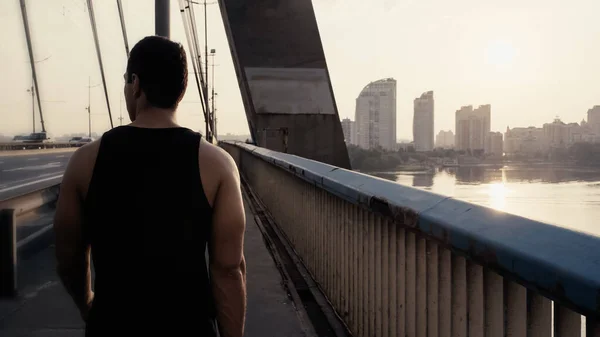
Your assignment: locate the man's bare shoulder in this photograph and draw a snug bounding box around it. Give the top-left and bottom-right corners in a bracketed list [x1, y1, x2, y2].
[198, 139, 239, 206]
[68, 139, 101, 168]
[199, 139, 238, 176]
[64, 139, 102, 194]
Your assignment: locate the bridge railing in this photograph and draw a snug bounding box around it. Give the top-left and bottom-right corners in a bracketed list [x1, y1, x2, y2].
[221, 141, 600, 337]
[0, 182, 60, 297]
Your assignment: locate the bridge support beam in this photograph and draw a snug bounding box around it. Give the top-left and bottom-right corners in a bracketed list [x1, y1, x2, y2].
[218, 0, 351, 168]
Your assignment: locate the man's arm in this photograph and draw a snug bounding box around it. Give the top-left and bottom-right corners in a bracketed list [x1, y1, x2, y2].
[209, 153, 247, 337]
[54, 149, 94, 321]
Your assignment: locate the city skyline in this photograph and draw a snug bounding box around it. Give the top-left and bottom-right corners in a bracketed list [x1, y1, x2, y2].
[344, 85, 599, 153]
[2, 1, 599, 140]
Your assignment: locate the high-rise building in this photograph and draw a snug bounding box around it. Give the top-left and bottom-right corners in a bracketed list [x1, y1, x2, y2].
[587, 106, 600, 124]
[435, 130, 455, 149]
[413, 91, 434, 151]
[355, 78, 397, 150]
[587, 106, 600, 136]
[543, 118, 570, 148]
[485, 132, 504, 156]
[455, 104, 491, 152]
[504, 126, 547, 155]
[340, 118, 356, 145]
[542, 117, 591, 147]
[455, 106, 472, 151]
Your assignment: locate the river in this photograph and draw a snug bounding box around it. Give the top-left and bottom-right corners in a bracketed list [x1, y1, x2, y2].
[371, 165, 600, 237]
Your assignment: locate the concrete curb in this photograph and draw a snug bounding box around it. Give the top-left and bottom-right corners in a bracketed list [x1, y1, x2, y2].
[17, 224, 54, 260]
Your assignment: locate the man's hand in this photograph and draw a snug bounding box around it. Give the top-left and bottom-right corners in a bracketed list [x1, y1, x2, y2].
[80, 291, 95, 322]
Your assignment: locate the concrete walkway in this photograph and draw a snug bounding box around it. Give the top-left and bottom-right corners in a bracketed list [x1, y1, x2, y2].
[0, 199, 312, 337]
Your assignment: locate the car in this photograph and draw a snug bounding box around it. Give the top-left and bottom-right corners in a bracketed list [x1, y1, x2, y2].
[68, 136, 93, 147]
[12, 135, 29, 142]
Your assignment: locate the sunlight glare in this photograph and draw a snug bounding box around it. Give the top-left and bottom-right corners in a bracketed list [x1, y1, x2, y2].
[489, 183, 507, 211]
[485, 40, 517, 67]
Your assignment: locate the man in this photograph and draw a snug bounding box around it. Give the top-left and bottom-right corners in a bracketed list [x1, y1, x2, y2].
[54, 36, 246, 337]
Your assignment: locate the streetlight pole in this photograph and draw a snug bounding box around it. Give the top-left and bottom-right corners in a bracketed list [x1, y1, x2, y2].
[26, 55, 51, 134]
[119, 97, 124, 126]
[204, 0, 208, 108]
[214, 92, 218, 137]
[28, 85, 34, 133]
[87, 77, 91, 137]
[203, 0, 211, 141]
[86, 77, 100, 138]
[210, 49, 216, 138]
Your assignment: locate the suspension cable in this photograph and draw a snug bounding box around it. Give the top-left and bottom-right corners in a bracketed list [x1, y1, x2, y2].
[116, 0, 130, 58]
[187, 1, 213, 134]
[18, 0, 46, 133]
[178, 0, 209, 129]
[86, 0, 114, 129]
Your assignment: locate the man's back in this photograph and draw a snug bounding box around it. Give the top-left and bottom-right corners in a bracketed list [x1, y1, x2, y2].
[83, 126, 216, 335]
[55, 36, 246, 337]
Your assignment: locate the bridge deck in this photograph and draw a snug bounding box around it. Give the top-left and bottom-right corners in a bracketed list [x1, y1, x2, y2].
[0, 193, 312, 337]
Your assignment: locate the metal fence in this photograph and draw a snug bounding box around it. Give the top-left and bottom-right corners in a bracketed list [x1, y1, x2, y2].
[221, 141, 600, 337]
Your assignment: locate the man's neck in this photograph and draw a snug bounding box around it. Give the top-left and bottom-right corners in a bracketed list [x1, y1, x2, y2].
[130, 107, 179, 128]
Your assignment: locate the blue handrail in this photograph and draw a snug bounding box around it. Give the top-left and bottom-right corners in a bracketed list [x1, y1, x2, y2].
[226, 141, 600, 318]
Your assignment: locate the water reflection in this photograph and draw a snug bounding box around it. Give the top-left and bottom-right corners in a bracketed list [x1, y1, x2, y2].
[503, 166, 600, 184]
[453, 166, 503, 185]
[370, 166, 600, 236]
[373, 166, 600, 185]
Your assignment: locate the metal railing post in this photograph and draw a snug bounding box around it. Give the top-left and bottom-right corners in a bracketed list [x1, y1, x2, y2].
[0, 209, 17, 298]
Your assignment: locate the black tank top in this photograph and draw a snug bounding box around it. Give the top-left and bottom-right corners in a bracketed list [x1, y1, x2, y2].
[83, 126, 217, 336]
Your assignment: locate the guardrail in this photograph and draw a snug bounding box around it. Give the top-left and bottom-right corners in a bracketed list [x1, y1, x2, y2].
[0, 183, 61, 298]
[0, 142, 76, 151]
[221, 141, 600, 337]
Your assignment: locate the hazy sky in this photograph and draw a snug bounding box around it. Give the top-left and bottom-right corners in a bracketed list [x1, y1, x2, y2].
[1, 0, 599, 139]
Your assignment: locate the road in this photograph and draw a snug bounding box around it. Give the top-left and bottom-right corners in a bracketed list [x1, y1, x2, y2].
[0, 150, 74, 200]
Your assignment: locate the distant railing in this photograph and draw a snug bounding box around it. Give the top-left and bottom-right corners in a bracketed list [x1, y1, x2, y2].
[0, 182, 60, 297]
[221, 141, 600, 337]
[0, 142, 76, 151]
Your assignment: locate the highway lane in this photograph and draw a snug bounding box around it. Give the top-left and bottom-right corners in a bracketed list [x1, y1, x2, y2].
[0, 150, 74, 200]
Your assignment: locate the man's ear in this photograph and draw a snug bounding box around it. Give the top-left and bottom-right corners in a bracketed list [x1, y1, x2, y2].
[132, 74, 141, 99]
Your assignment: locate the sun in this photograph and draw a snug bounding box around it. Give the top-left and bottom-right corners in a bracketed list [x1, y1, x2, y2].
[485, 40, 517, 67]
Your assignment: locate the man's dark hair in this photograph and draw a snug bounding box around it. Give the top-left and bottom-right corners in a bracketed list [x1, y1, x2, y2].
[126, 36, 188, 109]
